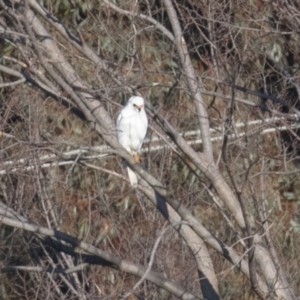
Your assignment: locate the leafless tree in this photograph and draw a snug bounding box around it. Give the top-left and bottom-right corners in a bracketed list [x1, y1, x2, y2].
[1, 0, 300, 299]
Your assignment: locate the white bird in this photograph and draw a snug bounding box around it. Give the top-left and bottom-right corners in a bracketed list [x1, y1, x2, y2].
[116, 96, 148, 186]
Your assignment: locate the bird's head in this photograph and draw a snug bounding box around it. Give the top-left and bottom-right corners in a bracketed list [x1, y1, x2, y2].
[128, 96, 145, 112]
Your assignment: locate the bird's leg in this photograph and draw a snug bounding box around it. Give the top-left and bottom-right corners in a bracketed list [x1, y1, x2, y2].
[130, 151, 140, 163]
[133, 154, 140, 163]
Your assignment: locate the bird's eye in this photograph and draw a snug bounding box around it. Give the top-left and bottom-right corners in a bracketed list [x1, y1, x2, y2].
[133, 104, 137, 107]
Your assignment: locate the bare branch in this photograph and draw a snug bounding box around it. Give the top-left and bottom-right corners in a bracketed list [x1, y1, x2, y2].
[0, 212, 201, 300]
[102, 0, 175, 42]
[163, 0, 213, 159]
[0, 64, 26, 87]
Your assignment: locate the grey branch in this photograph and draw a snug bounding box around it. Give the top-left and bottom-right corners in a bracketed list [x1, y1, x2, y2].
[0, 64, 26, 87]
[0, 211, 200, 300]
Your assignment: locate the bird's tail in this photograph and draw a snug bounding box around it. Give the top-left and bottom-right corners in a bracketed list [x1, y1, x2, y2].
[126, 166, 138, 187]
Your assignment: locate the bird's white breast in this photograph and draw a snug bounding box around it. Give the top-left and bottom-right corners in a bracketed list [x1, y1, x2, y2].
[116, 106, 148, 152]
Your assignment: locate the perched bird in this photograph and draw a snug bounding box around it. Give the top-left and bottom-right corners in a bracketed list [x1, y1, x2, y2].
[116, 96, 148, 186]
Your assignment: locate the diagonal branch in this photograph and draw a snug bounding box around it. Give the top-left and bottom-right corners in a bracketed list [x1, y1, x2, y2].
[102, 0, 175, 42]
[0, 211, 200, 300]
[0, 64, 26, 87]
[163, 0, 213, 160]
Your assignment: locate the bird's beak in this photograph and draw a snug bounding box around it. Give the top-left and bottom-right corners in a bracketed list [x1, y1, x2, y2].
[136, 105, 142, 112]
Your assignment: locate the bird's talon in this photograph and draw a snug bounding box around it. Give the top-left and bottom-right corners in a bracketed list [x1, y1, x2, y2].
[133, 154, 140, 163]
